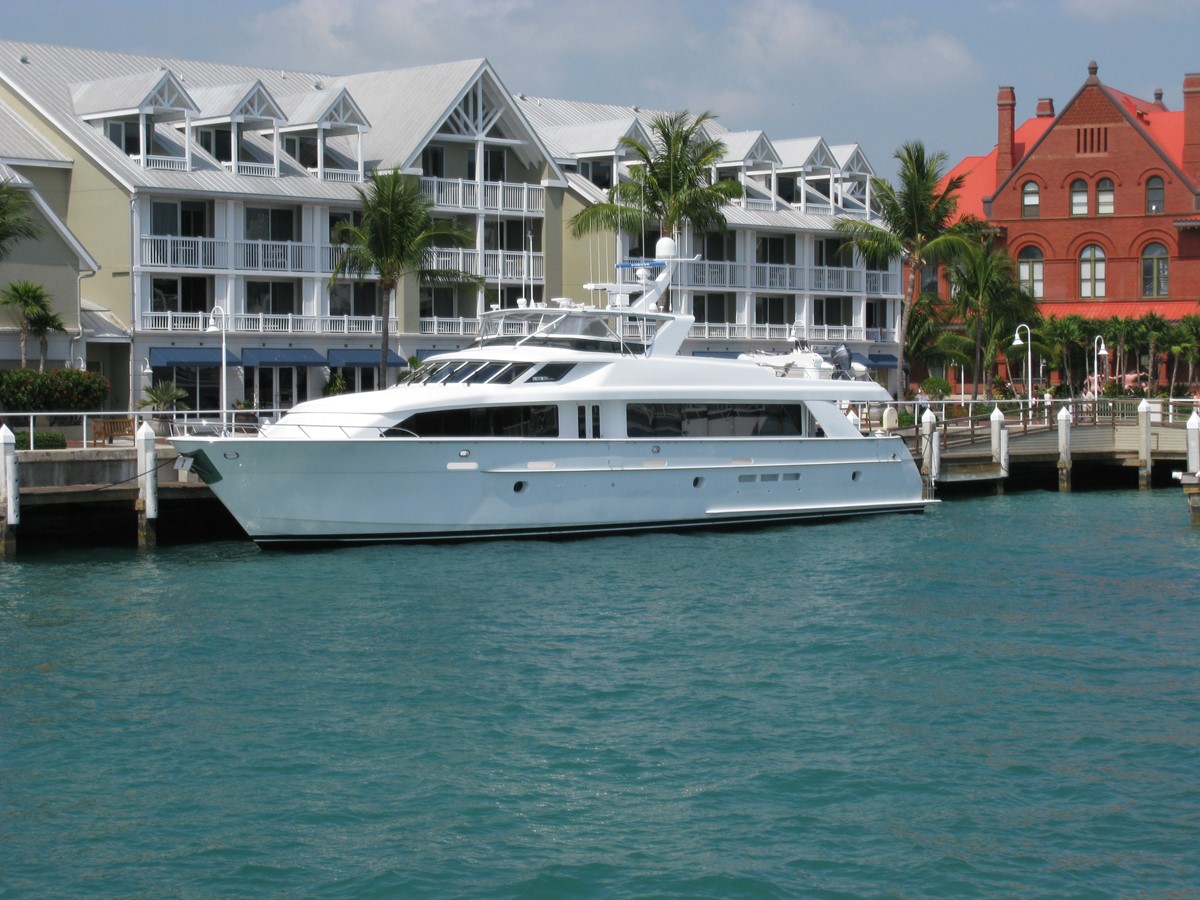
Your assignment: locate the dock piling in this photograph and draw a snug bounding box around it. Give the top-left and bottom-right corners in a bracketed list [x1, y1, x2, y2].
[1138, 399, 1153, 490]
[1057, 406, 1072, 492]
[136, 423, 158, 548]
[1, 425, 17, 559]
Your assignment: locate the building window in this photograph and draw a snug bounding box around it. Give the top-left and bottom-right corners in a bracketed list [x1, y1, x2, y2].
[1079, 245, 1106, 298]
[330, 281, 379, 317]
[1017, 247, 1044, 299]
[151, 276, 210, 313]
[1070, 179, 1088, 216]
[703, 231, 736, 262]
[198, 127, 233, 163]
[693, 293, 734, 324]
[1142, 243, 1169, 297]
[814, 237, 847, 267]
[754, 295, 795, 325]
[1146, 176, 1164, 214]
[580, 159, 612, 190]
[328, 210, 362, 242]
[1022, 181, 1040, 218]
[1096, 178, 1114, 215]
[813, 296, 852, 327]
[245, 207, 297, 242]
[421, 146, 444, 178]
[246, 280, 298, 315]
[756, 235, 795, 265]
[419, 286, 459, 318]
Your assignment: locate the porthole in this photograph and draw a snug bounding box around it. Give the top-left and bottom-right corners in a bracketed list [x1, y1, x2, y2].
[851, 470, 862, 481]
[738, 474, 756, 483]
[693, 476, 705, 488]
[513, 480, 527, 493]
[783, 472, 800, 481]
[223, 451, 239, 459]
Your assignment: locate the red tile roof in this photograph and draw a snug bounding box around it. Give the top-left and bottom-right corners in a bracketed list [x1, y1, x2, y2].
[1039, 300, 1200, 320]
[945, 117, 1054, 222]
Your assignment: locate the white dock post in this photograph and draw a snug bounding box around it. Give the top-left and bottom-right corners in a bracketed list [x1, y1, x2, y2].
[920, 407, 937, 471]
[1057, 405, 1072, 492]
[1138, 398, 1153, 490]
[136, 422, 158, 548]
[1, 424, 18, 559]
[1188, 410, 1200, 474]
[988, 407, 1006, 494]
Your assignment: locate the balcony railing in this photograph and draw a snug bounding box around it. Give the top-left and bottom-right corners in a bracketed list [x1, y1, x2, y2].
[141, 311, 400, 335]
[419, 316, 481, 336]
[865, 271, 900, 296]
[810, 266, 862, 293]
[224, 161, 277, 177]
[309, 167, 362, 183]
[420, 176, 544, 215]
[142, 154, 189, 171]
[141, 235, 228, 269]
[236, 240, 316, 273]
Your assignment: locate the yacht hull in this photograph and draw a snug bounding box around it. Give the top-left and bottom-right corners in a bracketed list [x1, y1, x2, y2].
[174, 433, 928, 546]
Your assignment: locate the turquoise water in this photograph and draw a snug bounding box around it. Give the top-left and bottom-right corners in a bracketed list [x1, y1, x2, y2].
[2, 491, 1198, 897]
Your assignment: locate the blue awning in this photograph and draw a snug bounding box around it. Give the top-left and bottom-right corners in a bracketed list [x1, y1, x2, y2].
[849, 351, 874, 368]
[869, 353, 899, 369]
[691, 350, 741, 359]
[327, 348, 407, 367]
[241, 347, 327, 367]
[149, 347, 240, 367]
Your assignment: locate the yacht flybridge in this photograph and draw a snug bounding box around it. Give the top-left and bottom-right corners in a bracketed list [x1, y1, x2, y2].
[171, 238, 930, 546]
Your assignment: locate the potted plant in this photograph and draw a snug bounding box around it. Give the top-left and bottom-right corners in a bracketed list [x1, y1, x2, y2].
[137, 380, 189, 435]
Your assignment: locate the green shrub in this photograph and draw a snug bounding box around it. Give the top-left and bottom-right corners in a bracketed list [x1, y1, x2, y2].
[13, 431, 67, 450]
[920, 376, 952, 400]
[0, 368, 110, 412]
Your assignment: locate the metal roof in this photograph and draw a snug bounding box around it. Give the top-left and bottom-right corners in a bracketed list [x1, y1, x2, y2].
[0, 98, 71, 164]
[540, 118, 642, 158]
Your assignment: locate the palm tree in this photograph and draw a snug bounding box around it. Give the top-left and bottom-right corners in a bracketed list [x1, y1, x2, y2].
[835, 141, 980, 397]
[1134, 312, 1168, 391]
[27, 305, 66, 372]
[947, 238, 1034, 399]
[331, 169, 479, 385]
[569, 110, 744, 244]
[1040, 314, 1084, 393]
[0, 179, 38, 263]
[0, 280, 53, 368]
[1176, 314, 1200, 386]
[906, 289, 972, 378]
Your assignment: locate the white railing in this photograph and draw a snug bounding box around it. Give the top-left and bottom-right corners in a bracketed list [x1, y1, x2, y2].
[420, 177, 545, 214]
[796, 324, 866, 342]
[810, 266, 862, 293]
[687, 322, 750, 340]
[235, 240, 316, 273]
[419, 317, 481, 336]
[680, 261, 747, 289]
[744, 198, 777, 212]
[142, 311, 207, 331]
[227, 161, 277, 177]
[310, 168, 361, 182]
[320, 315, 386, 335]
[427, 248, 481, 275]
[230, 313, 317, 334]
[142, 154, 189, 171]
[865, 270, 900, 296]
[482, 251, 544, 280]
[751, 263, 801, 291]
[484, 182, 545, 213]
[141, 235, 228, 269]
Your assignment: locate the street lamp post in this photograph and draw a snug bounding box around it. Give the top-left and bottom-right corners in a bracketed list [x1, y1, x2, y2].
[207, 305, 227, 433]
[1094, 335, 1108, 420]
[1013, 324, 1033, 424]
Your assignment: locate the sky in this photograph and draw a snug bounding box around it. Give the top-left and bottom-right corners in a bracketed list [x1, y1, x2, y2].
[6, 0, 1200, 180]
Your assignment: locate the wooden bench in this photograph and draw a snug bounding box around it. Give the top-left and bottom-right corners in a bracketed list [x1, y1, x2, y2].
[91, 417, 136, 444]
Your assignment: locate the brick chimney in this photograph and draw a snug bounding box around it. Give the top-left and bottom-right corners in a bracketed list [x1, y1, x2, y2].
[1185, 72, 1200, 181]
[1036, 98, 1055, 118]
[997, 86, 1016, 182]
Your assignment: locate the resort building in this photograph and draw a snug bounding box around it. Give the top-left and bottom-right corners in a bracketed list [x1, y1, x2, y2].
[0, 39, 903, 411]
[517, 96, 904, 392]
[944, 61, 1200, 383]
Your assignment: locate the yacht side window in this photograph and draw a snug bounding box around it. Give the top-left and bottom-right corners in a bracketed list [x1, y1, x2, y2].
[489, 363, 533, 384]
[528, 363, 576, 383]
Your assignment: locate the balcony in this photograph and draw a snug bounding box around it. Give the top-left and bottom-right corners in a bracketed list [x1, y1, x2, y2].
[142, 154, 189, 171]
[309, 167, 362, 183]
[141, 235, 228, 269]
[236, 240, 316, 273]
[420, 176, 545, 215]
[223, 161, 277, 177]
[141, 311, 399, 335]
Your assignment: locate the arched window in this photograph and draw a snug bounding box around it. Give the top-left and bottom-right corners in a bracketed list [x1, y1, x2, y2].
[1080, 245, 1106, 298]
[1146, 176, 1164, 214]
[1071, 179, 1088, 215]
[1017, 246, 1044, 298]
[1097, 178, 1114, 215]
[1142, 242, 1169, 296]
[1022, 181, 1040, 218]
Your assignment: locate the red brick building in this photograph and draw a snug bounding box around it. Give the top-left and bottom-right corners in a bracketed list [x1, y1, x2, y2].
[945, 61, 1200, 385]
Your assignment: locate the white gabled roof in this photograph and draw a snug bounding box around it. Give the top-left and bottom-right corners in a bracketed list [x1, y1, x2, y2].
[719, 131, 781, 167]
[70, 68, 198, 119]
[831, 143, 874, 177]
[188, 80, 285, 126]
[772, 137, 840, 171]
[540, 118, 645, 160]
[277, 87, 370, 135]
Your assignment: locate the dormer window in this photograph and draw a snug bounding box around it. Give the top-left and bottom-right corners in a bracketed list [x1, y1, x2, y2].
[198, 127, 233, 163]
[106, 120, 142, 154]
[580, 158, 612, 189]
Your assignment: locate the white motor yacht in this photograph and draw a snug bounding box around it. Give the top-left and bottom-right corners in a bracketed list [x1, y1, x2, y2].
[172, 238, 930, 545]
